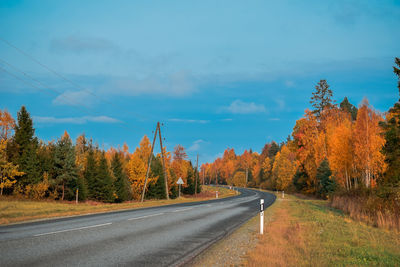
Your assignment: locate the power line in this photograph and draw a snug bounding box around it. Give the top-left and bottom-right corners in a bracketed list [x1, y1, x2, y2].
[0, 37, 156, 122]
[0, 64, 139, 133]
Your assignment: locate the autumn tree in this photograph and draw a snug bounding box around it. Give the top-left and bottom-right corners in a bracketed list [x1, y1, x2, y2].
[310, 79, 335, 118]
[327, 116, 354, 190]
[0, 109, 16, 140]
[292, 110, 319, 193]
[353, 99, 386, 188]
[0, 139, 23, 195]
[127, 136, 154, 200]
[84, 146, 97, 199]
[272, 145, 298, 191]
[232, 171, 246, 187]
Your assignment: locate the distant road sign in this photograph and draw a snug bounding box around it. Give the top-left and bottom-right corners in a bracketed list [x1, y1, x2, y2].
[177, 177, 184, 185]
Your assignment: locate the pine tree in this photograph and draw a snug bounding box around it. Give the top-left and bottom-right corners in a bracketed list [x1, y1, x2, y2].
[146, 156, 166, 199]
[340, 97, 358, 121]
[10, 106, 40, 187]
[53, 131, 78, 200]
[316, 159, 336, 199]
[183, 164, 195, 195]
[310, 80, 335, 118]
[268, 142, 279, 158]
[112, 152, 130, 202]
[380, 57, 400, 186]
[84, 146, 97, 199]
[94, 152, 114, 202]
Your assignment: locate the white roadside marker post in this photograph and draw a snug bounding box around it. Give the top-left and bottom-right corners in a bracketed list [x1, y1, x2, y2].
[216, 191, 219, 199]
[282, 191, 285, 199]
[260, 199, 264, 234]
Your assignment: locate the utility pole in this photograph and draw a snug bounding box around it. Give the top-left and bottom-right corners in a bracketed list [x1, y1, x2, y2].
[246, 168, 248, 188]
[158, 122, 169, 200]
[202, 168, 205, 185]
[195, 154, 198, 197]
[141, 124, 158, 202]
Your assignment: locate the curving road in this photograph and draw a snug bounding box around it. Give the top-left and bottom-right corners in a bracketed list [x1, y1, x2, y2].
[0, 187, 275, 266]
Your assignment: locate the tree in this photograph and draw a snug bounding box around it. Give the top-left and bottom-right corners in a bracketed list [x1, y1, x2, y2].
[183, 163, 196, 195]
[268, 142, 279, 158]
[112, 152, 130, 202]
[353, 99, 386, 188]
[232, 171, 246, 187]
[0, 109, 16, 140]
[0, 140, 23, 195]
[53, 131, 78, 200]
[327, 117, 354, 190]
[272, 145, 298, 191]
[310, 79, 335, 118]
[84, 146, 97, 199]
[9, 106, 40, 187]
[94, 152, 114, 202]
[146, 156, 166, 199]
[316, 159, 336, 199]
[340, 97, 358, 121]
[380, 57, 400, 186]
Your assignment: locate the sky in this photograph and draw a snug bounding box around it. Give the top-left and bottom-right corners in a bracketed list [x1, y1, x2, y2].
[1, 0, 399, 164]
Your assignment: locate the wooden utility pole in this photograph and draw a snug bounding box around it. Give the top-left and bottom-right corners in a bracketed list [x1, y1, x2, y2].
[246, 168, 248, 187]
[195, 154, 198, 196]
[141, 124, 158, 202]
[158, 122, 169, 200]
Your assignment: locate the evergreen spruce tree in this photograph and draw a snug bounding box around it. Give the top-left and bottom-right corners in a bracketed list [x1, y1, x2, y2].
[111, 152, 130, 202]
[53, 131, 78, 200]
[84, 146, 97, 199]
[380, 57, 400, 186]
[268, 142, 279, 158]
[340, 97, 358, 121]
[310, 80, 335, 118]
[183, 164, 195, 195]
[11, 106, 40, 187]
[94, 152, 114, 202]
[316, 159, 336, 199]
[146, 156, 166, 199]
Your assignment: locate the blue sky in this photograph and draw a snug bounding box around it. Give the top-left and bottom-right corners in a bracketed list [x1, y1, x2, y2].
[1, 0, 399, 164]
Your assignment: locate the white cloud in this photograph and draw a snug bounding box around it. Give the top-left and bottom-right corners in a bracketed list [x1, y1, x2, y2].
[221, 100, 266, 114]
[52, 90, 94, 107]
[169, 118, 210, 124]
[33, 116, 121, 124]
[187, 139, 207, 152]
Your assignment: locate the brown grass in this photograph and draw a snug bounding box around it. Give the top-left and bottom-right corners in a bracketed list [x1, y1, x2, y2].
[244, 199, 309, 267]
[331, 195, 400, 231]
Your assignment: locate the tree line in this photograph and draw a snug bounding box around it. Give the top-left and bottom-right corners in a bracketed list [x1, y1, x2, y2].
[201, 58, 400, 201]
[0, 108, 201, 202]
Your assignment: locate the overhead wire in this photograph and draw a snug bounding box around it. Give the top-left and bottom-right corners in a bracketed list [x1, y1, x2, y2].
[0, 37, 157, 123]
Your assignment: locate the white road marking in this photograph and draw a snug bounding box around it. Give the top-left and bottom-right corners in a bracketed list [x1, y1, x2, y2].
[172, 207, 193, 213]
[34, 222, 112, 237]
[128, 213, 164, 221]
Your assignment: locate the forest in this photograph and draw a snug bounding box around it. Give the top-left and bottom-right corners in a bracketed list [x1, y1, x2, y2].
[0, 107, 201, 202]
[200, 58, 400, 230]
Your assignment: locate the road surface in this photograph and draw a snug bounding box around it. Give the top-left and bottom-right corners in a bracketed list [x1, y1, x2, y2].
[0, 187, 275, 266]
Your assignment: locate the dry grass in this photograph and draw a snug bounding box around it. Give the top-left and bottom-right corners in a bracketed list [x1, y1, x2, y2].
[331, 195, 400, 231]
[243, 194, 400, 266]
[0, 185, 236, 225]
[245, 199, 309, 267]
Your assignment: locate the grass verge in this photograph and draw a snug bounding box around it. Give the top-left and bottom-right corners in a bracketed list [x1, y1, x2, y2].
[0, 185, 236, 225]
[244, 194, 400, 266]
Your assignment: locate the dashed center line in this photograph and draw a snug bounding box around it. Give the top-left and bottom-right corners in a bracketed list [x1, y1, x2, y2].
[128, 213, 164, 221]
[34, 222, 112, 237]
[172, 207, 193, 213]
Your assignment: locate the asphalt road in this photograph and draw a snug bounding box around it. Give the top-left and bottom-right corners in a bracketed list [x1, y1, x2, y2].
[0, 187, 275, 266]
